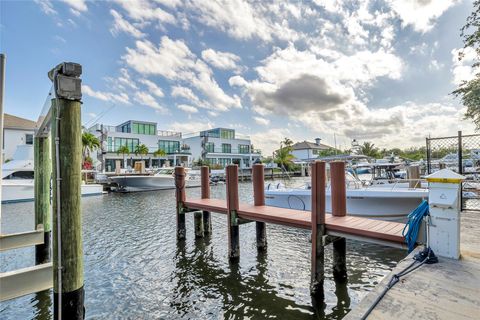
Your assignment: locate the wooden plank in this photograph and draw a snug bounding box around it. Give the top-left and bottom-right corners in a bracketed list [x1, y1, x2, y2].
[0, 229, 44, 251]
[183, 198, 405, 244]
[0, 263, 53, 301]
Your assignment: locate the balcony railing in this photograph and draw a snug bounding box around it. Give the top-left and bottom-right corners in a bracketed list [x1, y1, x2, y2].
[205, 148, 260, 155]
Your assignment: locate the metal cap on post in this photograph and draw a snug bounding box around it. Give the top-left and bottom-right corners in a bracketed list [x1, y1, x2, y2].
[330, 161, 346, 217]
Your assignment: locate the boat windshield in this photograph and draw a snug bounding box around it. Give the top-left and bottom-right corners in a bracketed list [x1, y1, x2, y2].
[3, 170, 35, 180]
[155, 169, 174, 175]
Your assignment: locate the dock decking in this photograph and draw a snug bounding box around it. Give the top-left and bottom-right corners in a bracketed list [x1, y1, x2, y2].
[344, 209, 480, 320]
[185, 198, 405, 245]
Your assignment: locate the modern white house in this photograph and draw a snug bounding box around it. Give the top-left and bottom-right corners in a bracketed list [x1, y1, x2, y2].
[291, 138, 332, 162]
[2, 113, 36, 162]
[88, 120, 191, 172]
[182, 128, 261, 168]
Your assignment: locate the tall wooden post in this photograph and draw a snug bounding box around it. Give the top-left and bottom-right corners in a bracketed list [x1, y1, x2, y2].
[253, 164, 267, 250]
[226, 165, 240, 260]
[311, 161, 326, 298]
[175, 166, 186, 240]
[201, 166, 212, 234]
[35, 136, 51, 264]
[330, 161, 348, 282]
[51, 98, 84, 319]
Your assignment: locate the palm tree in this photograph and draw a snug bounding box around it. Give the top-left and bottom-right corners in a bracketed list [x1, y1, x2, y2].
[82, 132, 100, 165]
[361, 142, 379, 158]
[283, 137, 293, 148]
[274, 143, 294, 172]
[116, 145, 130, 168]
[134, 144, 149, 160]
[153, 148, 166, 167]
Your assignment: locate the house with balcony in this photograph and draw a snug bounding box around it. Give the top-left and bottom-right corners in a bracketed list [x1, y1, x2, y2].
[182, 128, 261, 168]
[88, 120, 191, 172]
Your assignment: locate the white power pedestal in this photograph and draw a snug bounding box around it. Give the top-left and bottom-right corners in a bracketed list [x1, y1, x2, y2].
[426, 169, 465, 259]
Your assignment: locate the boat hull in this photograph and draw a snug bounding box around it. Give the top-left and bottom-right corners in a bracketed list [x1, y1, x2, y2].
[110, 175, 201, 192]
[1, 181, 104, 204]
[265, 188, 428, 221]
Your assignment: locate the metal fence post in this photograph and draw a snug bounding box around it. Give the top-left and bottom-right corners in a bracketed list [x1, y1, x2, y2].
[426, 137, 431, 174]
[458, 131, 462, 174]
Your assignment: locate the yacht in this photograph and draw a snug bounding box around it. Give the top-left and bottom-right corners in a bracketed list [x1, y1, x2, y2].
[109, 167, 201, 192]
[2, 145, 104, 203]
[265, 172, 428, 221]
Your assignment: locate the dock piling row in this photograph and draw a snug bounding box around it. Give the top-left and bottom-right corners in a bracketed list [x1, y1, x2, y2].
[226, 165, 240, 260]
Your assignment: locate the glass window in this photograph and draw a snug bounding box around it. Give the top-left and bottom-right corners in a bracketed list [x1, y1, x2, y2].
[149, 124, 155, 135]
[205, 142, 214, 153]
[132, 123, 139, 134]
[25, 134, 33, 145]
[220, 129, 234, 139]
[158, 140, 180, 154]
[222, 143, 231, 153]
[107, 137, 113, 152]
[238, 144, 249, 154]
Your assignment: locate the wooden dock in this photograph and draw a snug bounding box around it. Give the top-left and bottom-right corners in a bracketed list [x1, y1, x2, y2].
[344, 209, 480, 320]
[176, 162, 408, 299]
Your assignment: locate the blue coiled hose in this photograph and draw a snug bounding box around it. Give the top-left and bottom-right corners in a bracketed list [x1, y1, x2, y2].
[402, 200, 429, 252]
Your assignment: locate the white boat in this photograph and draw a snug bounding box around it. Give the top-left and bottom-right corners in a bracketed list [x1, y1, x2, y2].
[265, 173, 428, 221]
[2, 145, 104, 204]
[109, 167, 201, 192]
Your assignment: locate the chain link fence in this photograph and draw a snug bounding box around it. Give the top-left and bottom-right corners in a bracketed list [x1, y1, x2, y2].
[426, 132, 480, 211]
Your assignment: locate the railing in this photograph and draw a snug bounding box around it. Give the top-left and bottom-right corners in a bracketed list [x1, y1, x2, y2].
[206, 147, 260, 155]
[158, 130, 182, 138]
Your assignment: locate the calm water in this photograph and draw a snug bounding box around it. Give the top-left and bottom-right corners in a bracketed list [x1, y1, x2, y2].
[0, 179, 405, 319]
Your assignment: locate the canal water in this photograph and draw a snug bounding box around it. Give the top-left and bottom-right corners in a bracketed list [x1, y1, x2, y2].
[0, 179, 404, 319]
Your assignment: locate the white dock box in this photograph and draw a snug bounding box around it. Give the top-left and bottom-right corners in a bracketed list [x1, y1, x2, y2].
[426, 170, 465, 260]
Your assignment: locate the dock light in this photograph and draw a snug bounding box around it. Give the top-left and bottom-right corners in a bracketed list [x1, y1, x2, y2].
[48, 62, 82, 101]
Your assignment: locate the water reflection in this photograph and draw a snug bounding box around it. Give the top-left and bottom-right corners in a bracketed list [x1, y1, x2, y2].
[32, 290, 51, 320]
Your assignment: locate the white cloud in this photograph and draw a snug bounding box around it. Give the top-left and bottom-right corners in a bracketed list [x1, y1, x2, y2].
[60, 0, 88, 12]
[34, 0, 57, 15]
[229, 75, 248, 87]
[168, 120, 214, 133]
[253, 116, 270, 126]
[113, 0, 176, 24]
[387, 0, 459, 33]
[110, 9, 145, 38]
[201, 49, 242, 71]
[134, 91, 168, 113]
[177, 104, 199, 113]
[82, 85, 130, 105]
[451, 47, 478, 85]
[123, 36, 241, 111]
[139, 79, 164, 97]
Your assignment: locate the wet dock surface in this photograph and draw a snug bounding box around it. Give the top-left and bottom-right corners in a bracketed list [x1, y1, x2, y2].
[345, 210, 480, 320]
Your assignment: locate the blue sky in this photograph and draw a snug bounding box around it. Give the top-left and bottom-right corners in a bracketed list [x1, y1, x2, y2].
[0, 0, 476, 154]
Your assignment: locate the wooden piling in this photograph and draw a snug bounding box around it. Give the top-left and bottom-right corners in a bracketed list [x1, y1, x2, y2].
[175, 166, 186, 240]
[194, 211, 204, 238]
[252, 164, 267, 250]
[226, 165, 240, 260]
[310, 161, 326, 298]
[407, 166, 420, 188]
[329, 161, 348, 282]
[34, 136, 51, 265]
[201, 166, 212, 234]
[51, 98, 84, 319]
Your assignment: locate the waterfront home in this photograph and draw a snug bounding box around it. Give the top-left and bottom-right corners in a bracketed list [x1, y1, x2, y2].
[291, 138, 332, 162]
[2, 113, 36, 162]
[88, 120, 191, 172]
[182, 128, 261, 168]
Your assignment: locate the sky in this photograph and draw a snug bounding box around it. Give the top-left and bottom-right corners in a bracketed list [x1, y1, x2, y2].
[0, 0, 477, 155]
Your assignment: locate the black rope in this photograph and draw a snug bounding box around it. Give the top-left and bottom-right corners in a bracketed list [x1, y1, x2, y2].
[359, 247, 437, 320]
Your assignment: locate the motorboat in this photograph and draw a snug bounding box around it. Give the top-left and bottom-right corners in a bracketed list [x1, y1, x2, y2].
[2, 145, 104, 203]
[265, 172, 428, 221]
[109, 167, 201, 192]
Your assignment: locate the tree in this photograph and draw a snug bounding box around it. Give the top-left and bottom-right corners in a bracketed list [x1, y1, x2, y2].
[134, 144, 149, 160]
[117, 145, 130, 168]
[452, 1, 480, 129]
[274, 142, 294, 171]
[81, 132, 100, 166]
[283, 137, 293, 148]
[360, 141, 380, 158]
[153, 148, 166, 167]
